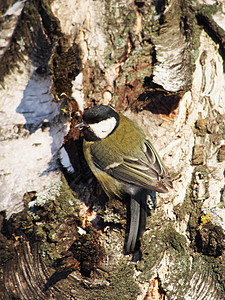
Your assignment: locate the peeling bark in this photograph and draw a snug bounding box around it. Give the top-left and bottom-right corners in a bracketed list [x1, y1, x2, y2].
[0, 0, 225, 299]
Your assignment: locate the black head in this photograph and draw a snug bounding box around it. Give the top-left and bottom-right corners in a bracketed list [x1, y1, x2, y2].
[80, 105, 120, 141]
[83, 105, 119, 124]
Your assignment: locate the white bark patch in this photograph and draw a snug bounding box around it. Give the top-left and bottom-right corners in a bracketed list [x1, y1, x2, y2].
[0, 62, 68, 218]
[0, 1, 26, 59]
[213, 11, 225, 31]
[193, 30, 225, 208]
[153, 41, 187, 92]
[72, 72, 84, 111]
[196, 0, 219, 5]
[89, 117, 117, 139]
[59, 147, 75, 173]
[51, 0, 107, 64]
[3, 0, 26, 16]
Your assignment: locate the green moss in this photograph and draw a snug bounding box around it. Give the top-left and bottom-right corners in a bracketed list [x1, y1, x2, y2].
[164, 228, 187, 253]
[200, 4, 218, 16]
[103, 2, 138, 64]
[8, 175, 80, 266]
[170, 164, 225, 294]
[34, 177, 80, 264]
[173, 166, 211, 247]
[219, 203, 225, 209]
[185, 7, 201, 69]
[205, 253, 225, 292]
[173, 198, 191, 222]
[72, 262, 140, 300]
[138, 239, 165, 281]
[33, 224, 47, 241]
[137, 213, 189, 282]
[40, 242, 61, 263]
[164, 252, 225, 298]
[217, 116, 225, 141]
[105, 263, 140, 299]
[137, 208, 225, 298]
[70, 225, 105, 277]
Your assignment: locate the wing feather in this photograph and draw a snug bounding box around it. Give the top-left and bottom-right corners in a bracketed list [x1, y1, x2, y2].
[90, 139, 172, 193]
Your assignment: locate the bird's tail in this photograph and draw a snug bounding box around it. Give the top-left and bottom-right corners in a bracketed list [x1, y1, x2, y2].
[126, 190, 147, 253]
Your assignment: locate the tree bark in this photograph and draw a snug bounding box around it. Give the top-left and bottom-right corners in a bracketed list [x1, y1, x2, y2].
[0, 0, 225, 299]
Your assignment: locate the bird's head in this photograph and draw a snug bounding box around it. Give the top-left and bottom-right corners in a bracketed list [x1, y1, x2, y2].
[76, 105, 120, 141]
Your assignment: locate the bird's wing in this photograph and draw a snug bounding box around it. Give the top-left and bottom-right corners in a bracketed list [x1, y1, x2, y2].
[90, 139, 172, 193]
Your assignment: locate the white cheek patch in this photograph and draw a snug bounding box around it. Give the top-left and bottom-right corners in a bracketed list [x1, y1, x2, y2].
[89, 117, 117, 139]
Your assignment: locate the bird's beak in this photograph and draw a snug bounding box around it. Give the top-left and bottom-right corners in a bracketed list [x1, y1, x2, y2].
[75, 121, 84, 130]
[75, 121, 89, 130]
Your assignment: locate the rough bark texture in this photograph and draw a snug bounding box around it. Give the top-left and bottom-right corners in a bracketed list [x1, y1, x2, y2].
[0, 0, 225, 299]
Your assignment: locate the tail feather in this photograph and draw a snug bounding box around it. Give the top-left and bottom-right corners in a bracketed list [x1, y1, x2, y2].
[126, 190, 148, 253]
[126, 197, 140, 252]
[137, 191, 147, 239]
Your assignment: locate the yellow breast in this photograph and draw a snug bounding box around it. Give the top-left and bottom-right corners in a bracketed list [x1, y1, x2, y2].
[83, 140, 124, 199]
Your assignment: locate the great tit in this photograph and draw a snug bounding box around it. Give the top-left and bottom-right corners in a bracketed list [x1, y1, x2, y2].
[76, 105, 172, 255]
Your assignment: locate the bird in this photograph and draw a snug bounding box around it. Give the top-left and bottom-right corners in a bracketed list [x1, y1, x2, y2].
[76, 105, 172, 257]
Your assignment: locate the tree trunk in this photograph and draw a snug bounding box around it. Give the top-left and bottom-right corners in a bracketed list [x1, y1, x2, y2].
[0, 0, 225, 299]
